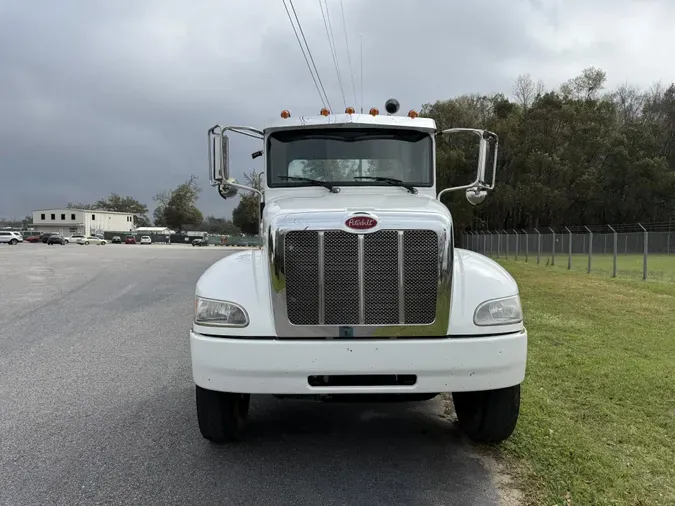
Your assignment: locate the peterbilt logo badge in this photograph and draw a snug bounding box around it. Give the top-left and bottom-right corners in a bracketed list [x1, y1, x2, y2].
[345, 217, 377, 230]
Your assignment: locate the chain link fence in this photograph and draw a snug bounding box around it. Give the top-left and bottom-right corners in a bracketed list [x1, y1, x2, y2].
[461, 222, 675, 282]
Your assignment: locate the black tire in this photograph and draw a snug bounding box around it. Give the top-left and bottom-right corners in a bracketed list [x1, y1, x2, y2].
[84, 241, 89, 245]
[64, 240, 69, 244]
[9, 239, 18, 245]
[452, 384, 520, 444]
[196, 385, 250, 443]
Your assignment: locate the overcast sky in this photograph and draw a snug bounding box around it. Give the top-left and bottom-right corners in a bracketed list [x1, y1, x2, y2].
[2, 0, 675, 220]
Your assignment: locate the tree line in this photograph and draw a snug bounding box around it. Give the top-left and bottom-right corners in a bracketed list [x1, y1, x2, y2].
[423, 67, 675, 232]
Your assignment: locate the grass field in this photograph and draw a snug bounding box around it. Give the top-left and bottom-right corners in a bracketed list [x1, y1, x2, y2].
[491, 253, 675, 283]
[492, 260, 675, 505]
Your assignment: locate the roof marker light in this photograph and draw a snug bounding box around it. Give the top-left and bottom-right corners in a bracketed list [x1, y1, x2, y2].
[345, 106, 355, 114]
[408, 109, 418, 118]
[320, 108, 330, 116]
[369, 107, 379, 116]
[280, 110, 291, 119]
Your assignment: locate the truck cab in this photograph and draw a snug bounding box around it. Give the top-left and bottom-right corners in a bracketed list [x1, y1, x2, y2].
[191, 100, 527, 444]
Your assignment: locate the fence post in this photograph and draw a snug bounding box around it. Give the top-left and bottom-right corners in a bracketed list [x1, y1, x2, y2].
[639, 223, 648, 281]
[608, 225, 617, 278]
[488, 231, 493, 257]
[535, 228, 541, 264]
[514, 229, 519, 261]
[584, 225, 593, 274]
[504, 230, 509, 259]
[523, 229, 528, 262]
[564, 226, 572, 270]
[497, 231, 501, 258]
[549, 227, 556, 266]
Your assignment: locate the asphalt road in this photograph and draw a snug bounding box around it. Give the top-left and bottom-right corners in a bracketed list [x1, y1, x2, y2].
[0, 243, 502, 506]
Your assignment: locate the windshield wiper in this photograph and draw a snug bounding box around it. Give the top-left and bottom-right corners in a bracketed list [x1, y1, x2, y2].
[353, 176, 418, 194]
[278, 176, 340, 193]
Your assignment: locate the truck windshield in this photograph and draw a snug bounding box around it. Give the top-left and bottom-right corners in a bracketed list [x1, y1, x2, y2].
[266, 128, 433, 188]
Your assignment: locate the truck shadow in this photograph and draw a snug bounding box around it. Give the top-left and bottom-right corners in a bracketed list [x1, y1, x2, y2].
[243, 394, 463, 442]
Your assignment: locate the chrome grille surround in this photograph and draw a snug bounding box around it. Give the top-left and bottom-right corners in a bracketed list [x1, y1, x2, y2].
[268, 207, 453, 338]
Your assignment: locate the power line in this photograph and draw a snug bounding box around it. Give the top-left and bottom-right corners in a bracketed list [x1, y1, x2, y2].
[338, 0, 357, 108]
[360, 34, 364, 113]
[319, 0, 346, 109]
[281, 0, 331, 110]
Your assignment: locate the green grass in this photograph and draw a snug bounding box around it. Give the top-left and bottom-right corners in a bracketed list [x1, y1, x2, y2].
[494, 260, 675, 505]
[494, 253, 675, 283]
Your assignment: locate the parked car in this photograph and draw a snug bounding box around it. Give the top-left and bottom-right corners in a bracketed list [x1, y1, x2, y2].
[111, 236, 122, 244]
[40, 232, 54, 243]
[76, 236, 107, 245]
[140, 236, 152, 245]
[47, 234, 66, 245]
[25, 235, 41, 243]
[125, 235, 136, 244]
[0, 231, 23, 245]
[65, 234, 86, 244]
[192, 238, 207, 246]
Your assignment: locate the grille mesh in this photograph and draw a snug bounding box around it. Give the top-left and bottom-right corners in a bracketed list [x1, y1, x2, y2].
[284, 232, 319, 325]
[403, 230, 439, 324]
[364, 231, 399, 324]
[284, 229, 438, 326]
[324, 232, 359, 325]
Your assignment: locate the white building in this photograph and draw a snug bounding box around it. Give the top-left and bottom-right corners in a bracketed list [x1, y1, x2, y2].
[134, 226, 174, 235]
[32, 208, 135, 236]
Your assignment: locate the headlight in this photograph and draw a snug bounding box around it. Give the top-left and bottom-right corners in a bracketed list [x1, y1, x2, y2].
[194, 296, 249, 327]
[473, 295, 523, 326]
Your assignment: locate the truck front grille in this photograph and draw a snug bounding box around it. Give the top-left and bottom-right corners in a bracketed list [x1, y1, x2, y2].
[284, 230, 438, 326]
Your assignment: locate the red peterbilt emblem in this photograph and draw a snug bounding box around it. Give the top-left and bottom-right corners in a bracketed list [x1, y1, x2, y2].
[345, 217, 377, 230]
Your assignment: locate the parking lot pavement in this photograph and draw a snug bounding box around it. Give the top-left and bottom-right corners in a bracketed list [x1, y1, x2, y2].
[0, 244, 501, 506]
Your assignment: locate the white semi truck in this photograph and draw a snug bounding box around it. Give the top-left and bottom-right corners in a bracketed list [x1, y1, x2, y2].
[190, 99, 528, 444]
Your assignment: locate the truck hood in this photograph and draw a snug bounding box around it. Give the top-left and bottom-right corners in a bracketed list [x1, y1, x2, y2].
[264, 191, 449, 217]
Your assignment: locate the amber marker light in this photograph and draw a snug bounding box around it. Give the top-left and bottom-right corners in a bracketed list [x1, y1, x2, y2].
[345, 106, 355, 114]
[408, 109, 419, 118]
[320, 108, 330, 116]
[369, 107, 379, 116]
[280, 110, 291, 119]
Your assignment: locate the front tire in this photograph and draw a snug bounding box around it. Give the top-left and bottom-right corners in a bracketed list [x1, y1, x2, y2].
[452, 384, 520, 444]
[196, 385, 250, 443]
[9, 239, 18, 245]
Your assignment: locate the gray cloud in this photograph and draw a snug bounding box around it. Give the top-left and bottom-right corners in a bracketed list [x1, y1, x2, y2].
[1, 0, 675, 219]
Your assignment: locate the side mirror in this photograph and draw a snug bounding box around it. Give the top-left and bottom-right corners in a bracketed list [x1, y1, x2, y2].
[436, 128, 499, 202]
[465, 187, 487, 206]
[220, 133, 230, 181]
[217, 177, 239, 200]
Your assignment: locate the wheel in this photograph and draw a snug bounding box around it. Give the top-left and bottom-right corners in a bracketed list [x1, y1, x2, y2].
[9, 239, 18, 245]
[452, 384, 520, 443]
[84, 241, 89, 245]
[64, 240, 69, 244]
[196, 385, 250, 443]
